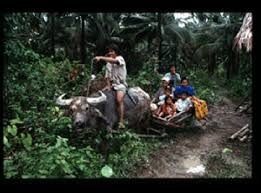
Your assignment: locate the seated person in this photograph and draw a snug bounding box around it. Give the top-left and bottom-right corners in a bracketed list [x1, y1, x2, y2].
[157, 87, 173, 106]
[150, 103, 158, 115]
[175, 77, 208, 120]
[175, 91, 193, 112]
[174, 77, 195, 98]
[155, 95, 176, 120]
[151, 76, 173, 106]
[164, 65, 181, 93]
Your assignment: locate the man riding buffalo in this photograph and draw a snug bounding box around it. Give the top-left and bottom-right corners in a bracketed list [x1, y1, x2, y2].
[94, 44, 127, 129]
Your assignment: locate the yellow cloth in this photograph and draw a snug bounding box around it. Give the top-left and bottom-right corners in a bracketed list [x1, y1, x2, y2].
[192, 97, 208, 120]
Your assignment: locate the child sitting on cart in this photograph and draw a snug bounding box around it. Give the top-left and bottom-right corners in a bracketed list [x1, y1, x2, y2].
[155, 95, 177, 120]
[175, 91, 193, 113]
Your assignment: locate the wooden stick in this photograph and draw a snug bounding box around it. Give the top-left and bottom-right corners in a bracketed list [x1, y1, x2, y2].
[230, 124, 249, 139]
[243, 104, 251, 113]
[136, 134, 166, 138]
[147, 127, 162, 134]
[176, 114, 192, 123]
[235, 95, 249, 112]
[239, 135, 247, 142]
[152, 115, 167, 121]
[238, 128, 250, 137]
[168, 111, 186, 122]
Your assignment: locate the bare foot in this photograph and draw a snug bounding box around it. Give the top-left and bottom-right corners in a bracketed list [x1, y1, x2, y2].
[102, 86, 111, 91]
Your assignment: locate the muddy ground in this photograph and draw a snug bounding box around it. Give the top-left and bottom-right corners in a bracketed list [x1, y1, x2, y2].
[131, 97, 252, 178]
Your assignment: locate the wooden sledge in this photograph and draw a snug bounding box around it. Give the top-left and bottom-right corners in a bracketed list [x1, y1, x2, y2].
[149, 109, 195, 135]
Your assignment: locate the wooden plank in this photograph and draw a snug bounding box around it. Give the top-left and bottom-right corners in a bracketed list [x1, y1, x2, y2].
[230, 124, 249, 140]
[175, 114, 193, 123]
[239, 135, 248, 142]
[238, 128, 250, 137]
[136, 134, 167, 138]
[235, 95, 249, 111]
[147, 127, 162, 134]
[168, 111, 187, 122]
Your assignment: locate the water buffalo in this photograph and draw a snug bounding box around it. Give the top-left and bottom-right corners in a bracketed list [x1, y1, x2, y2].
[56, 87, 151, 131]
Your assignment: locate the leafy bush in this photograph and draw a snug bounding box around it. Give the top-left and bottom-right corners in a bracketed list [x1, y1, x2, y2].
[106, 131, 160, 177]
[4, 40, 160, 178]
[184, 69, 221, 103]
[224, 76, 251, 98]
[4, 136, 104, 178]
[128, 59, 162, 95]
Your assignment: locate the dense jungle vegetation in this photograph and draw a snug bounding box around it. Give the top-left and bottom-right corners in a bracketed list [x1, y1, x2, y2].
[3, 12, 252, 178]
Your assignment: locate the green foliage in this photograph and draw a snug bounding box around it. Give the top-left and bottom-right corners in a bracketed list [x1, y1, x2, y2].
[106, 131, 160, 177]
[4, 13, 251, 178]
[4, 116, 33, 154]
[224, 75, 251, 98]
[128, 58, 161, 95]
[185, 69, 221, 104]
[4, 136, 103, 178]
[101, 165, 114, 178]
[4, 40, 160, 178]
[4, 130, 158, 178]
[205, 151, 251, 178]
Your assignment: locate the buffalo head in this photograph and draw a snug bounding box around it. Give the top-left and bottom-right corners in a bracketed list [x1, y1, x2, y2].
[56, 91, 107, 129]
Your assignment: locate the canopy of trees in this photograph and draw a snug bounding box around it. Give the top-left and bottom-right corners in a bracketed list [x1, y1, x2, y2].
[4, 12, 251, 77]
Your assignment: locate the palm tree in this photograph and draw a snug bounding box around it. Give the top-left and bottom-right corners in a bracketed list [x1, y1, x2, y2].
[80, 14, 86, 64]
[233, 13, 252, 52]
[157, 12, 163, 68]
[50, 13, 55, 57]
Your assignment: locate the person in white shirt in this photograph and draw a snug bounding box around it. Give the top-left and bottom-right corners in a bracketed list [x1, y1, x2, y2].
[175, 91, 193, 112]
[94, 44, 127, 129]
[164, 65, 181, 93]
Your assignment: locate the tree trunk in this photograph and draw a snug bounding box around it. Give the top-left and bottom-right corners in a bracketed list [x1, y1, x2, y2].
[226, 50, 232, 80]
[80, 15, 86, 64]
[157, 12, 163, 69]
[208, 53, 216, 76]
[231, 50, 240, 76]
[51, 13, 55, 57]
[173, 42, 177, 67]
[147, 36, 152, 53]
[226, 49, 239, 79]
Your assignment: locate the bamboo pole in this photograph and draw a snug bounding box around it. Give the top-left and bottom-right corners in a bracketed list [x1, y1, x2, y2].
[238, 128, 250, 137]
[239, 135, 248, 142]
[230, 124, 249, 139]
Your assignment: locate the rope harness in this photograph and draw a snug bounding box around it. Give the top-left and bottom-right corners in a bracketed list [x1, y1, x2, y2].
[86, 59, 94, 97]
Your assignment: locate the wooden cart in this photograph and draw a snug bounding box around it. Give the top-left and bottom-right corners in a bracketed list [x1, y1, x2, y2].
[146, 110, 196, 137]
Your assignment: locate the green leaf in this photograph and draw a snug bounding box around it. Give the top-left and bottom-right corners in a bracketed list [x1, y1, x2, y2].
[55, 106, 60, 112]
[22, 133, 32, 151]
[10, 118, 23, 125]
[101, 165, 113, 178]
[79, 164, 85, 171]
[8, 125, 17, 136]
[4, 136, 9, 146]
[22, 175, 33, 179]
[222, 148, 233, 154]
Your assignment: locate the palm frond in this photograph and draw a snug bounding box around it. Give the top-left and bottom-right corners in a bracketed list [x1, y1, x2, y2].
[193, 42, 222, 61]
[164, 23, 192, 44]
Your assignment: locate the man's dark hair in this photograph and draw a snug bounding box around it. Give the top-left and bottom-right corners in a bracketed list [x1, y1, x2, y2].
[170, 65, 176, 69]
[106, 44, 119, 55]
[181, 91, 189, 96]
[181, 76, 189, 83]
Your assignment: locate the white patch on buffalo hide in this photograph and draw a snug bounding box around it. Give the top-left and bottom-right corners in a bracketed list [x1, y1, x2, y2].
[75, 99, 81, 105]
[131, 87, 150, 100]
[71, 105, 77, 110]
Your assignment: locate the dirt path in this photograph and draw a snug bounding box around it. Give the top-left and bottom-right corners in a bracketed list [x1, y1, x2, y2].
[132, 97, 251, 178]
